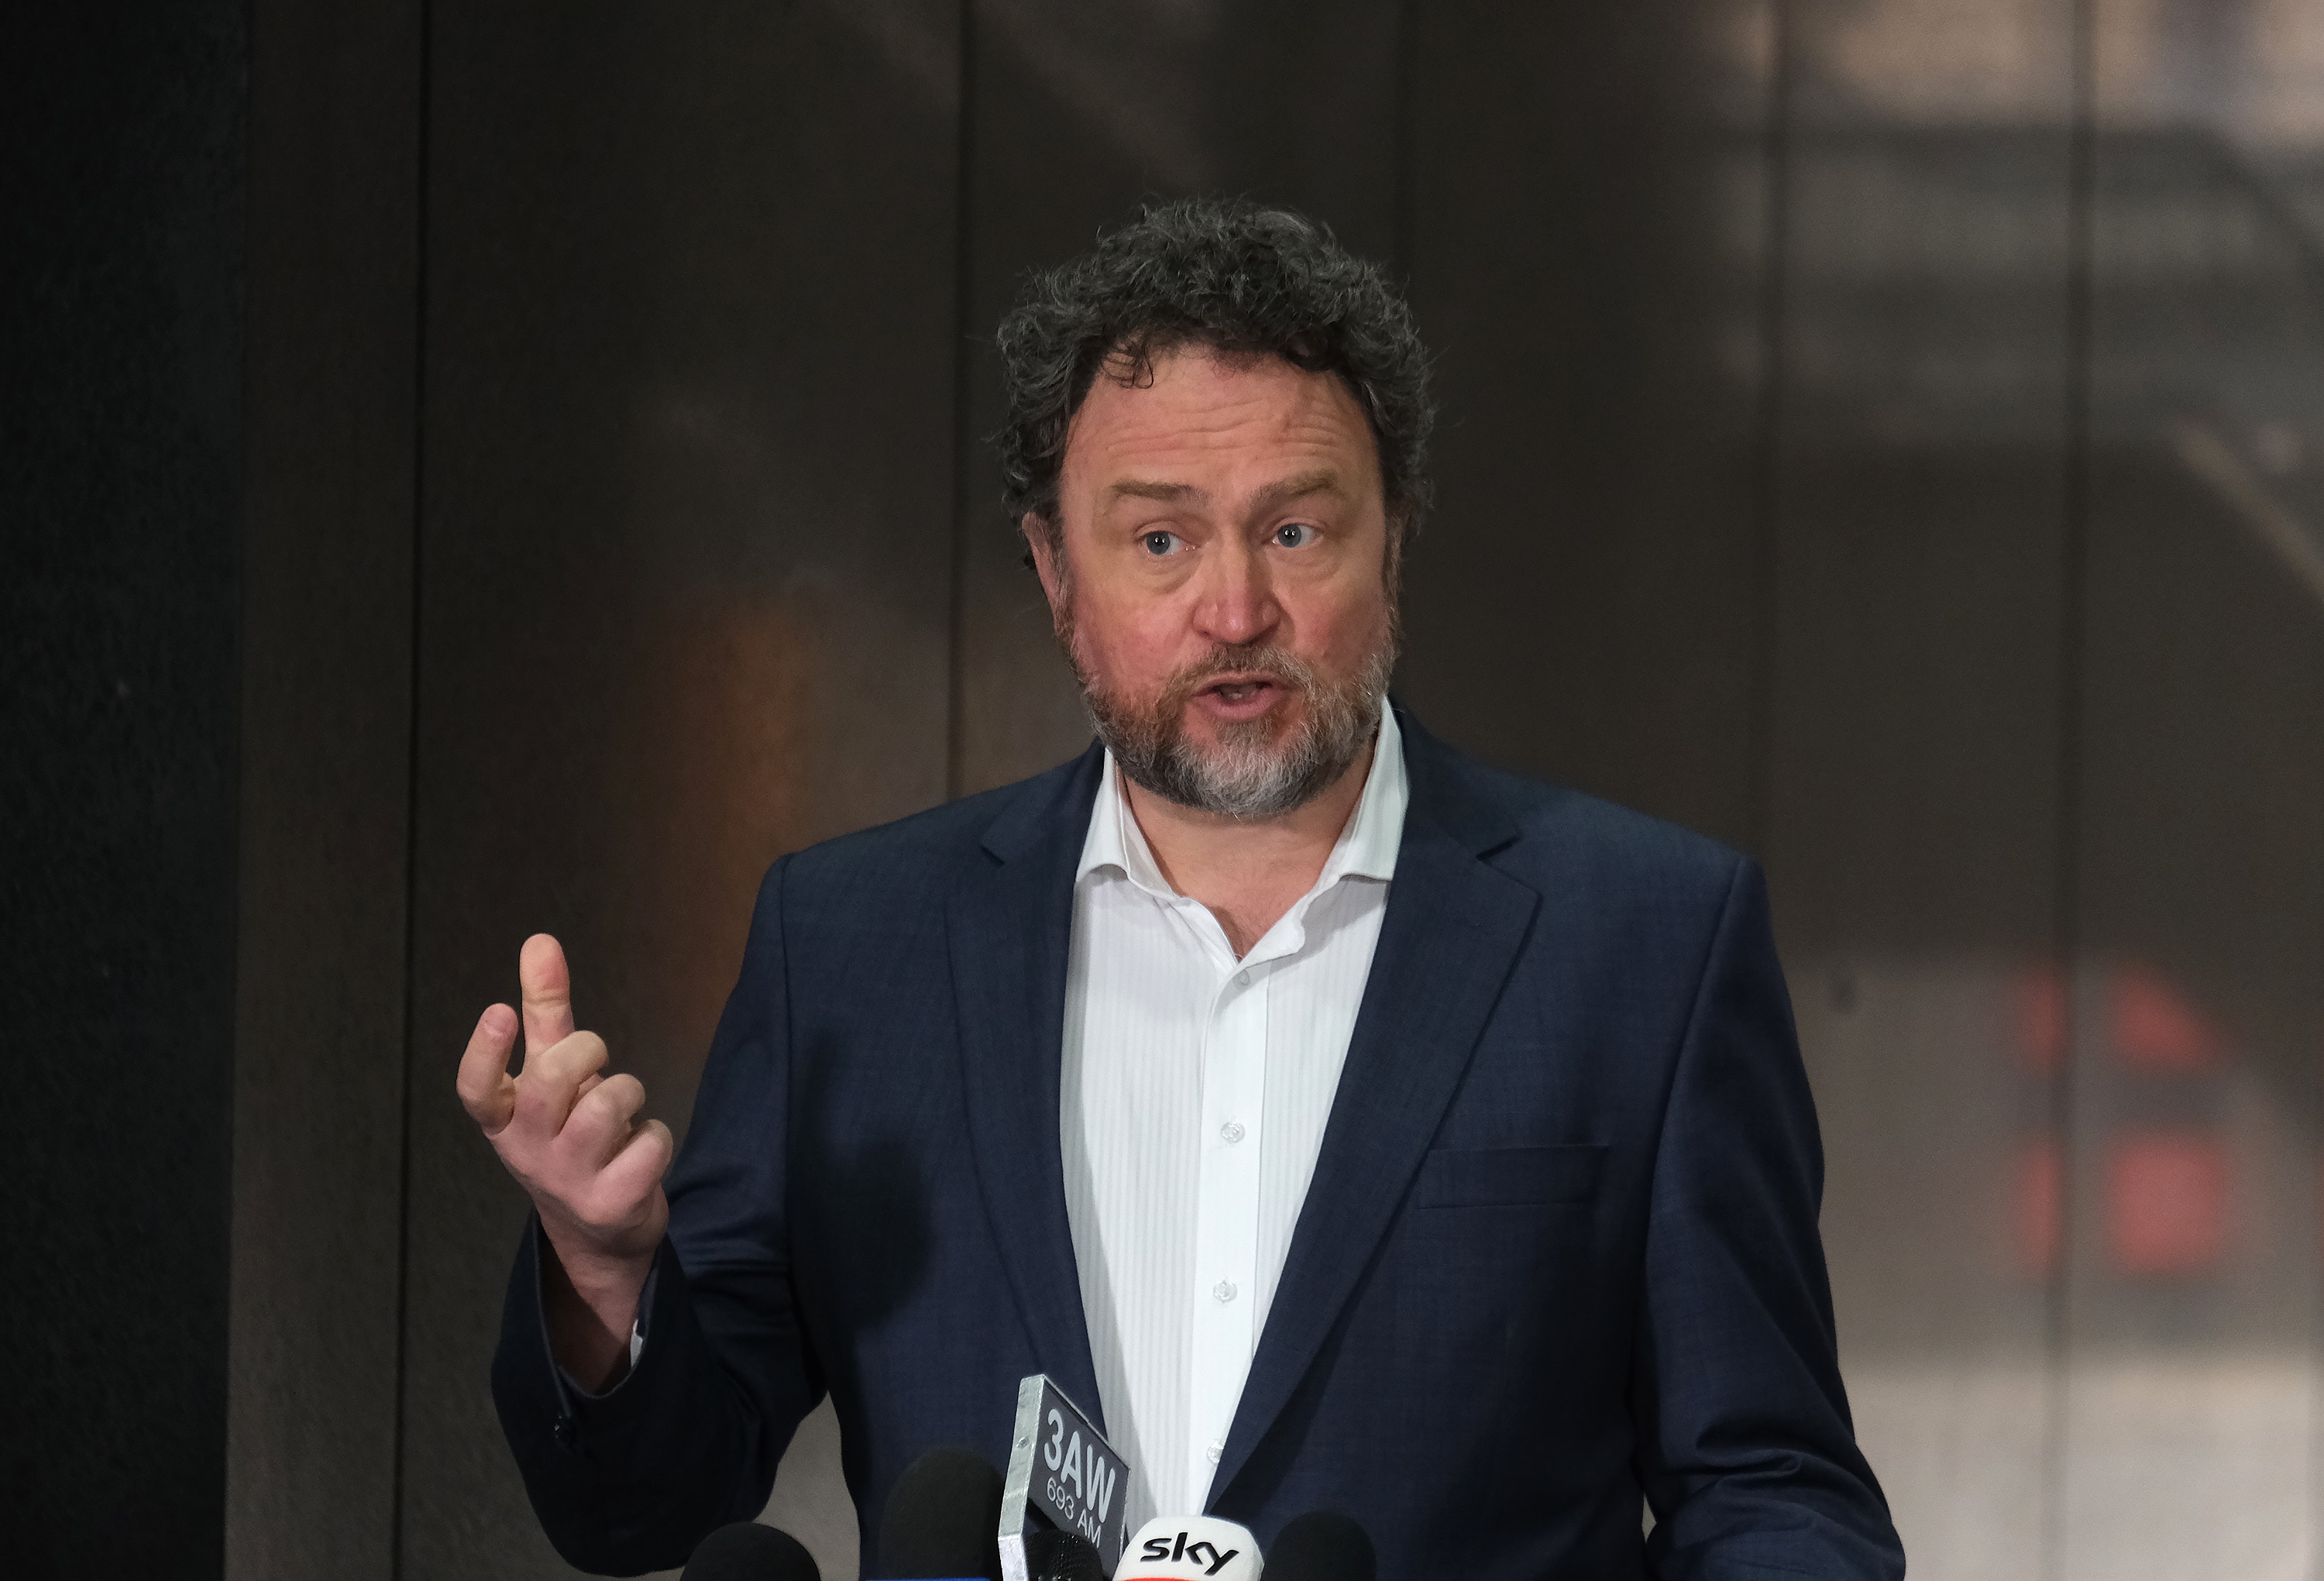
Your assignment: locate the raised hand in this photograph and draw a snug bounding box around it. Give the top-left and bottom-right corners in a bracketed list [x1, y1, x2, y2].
[458, 933, 673, 1386]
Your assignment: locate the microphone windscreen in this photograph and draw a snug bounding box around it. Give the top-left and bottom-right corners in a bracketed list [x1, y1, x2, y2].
[1267, 1511, 1374, 1581]
[1119, 1516, 1262, 1580]
[681, 1522, 822, 1581]
[1023, 1528, 1106, 1581]
[875, 1445, 1005, 1580]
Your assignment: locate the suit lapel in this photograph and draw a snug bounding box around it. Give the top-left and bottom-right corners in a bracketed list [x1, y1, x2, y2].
[1211, 720, 1539, 1504]
[949, 747, 1110, 1428]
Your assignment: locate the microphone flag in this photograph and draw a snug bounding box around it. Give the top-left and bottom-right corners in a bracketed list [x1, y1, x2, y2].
[998, 1374, 1131, 1581]
[1116, 1516, 1263, 1579]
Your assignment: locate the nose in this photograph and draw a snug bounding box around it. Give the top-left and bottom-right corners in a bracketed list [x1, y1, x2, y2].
[1191, 534, 1281, 649]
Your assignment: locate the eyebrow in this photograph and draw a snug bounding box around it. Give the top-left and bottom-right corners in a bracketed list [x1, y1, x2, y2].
[1103, 468, 1346, 514]
[1106, 478, 1205, 505]
[1248, 468, 1346, 514]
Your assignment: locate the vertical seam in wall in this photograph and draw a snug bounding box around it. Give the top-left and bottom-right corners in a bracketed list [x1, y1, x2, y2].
[1388, 0, 1418, 670]
[388, 0, 432, 1571]
[1745, 0, 1792, 859]
[1389, 0, 1417, 286]
[944, 0, 978, 803]
[222, 0, 252, 1559]
[2044, 2, 2096, 1578]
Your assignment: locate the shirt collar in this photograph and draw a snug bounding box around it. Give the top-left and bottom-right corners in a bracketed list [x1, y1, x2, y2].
[1075, 700, 1408, 899]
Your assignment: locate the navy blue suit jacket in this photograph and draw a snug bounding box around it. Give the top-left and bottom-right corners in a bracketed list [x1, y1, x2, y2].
[493, 708, 1903, 1579]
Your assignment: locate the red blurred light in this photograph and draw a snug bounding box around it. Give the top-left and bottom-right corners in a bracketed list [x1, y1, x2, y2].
[2015, 964, 2068, 1074]
[2014, 1138, 2061, 1276]
[2109, 967, 2219, 1073]
[2106, 1132, 2229, 1276]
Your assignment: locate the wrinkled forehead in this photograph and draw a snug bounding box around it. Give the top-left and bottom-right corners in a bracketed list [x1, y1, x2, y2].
[1059, 346, 1382, 514]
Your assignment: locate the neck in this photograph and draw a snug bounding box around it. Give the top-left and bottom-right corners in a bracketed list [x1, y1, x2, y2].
[1122, 730, 1377, 957]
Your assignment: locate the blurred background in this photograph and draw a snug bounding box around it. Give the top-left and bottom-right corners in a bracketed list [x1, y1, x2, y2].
[9, 1, 2324, 1577]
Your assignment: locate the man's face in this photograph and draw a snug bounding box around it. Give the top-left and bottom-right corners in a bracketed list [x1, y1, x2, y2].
[1029, 345, 1398, 819]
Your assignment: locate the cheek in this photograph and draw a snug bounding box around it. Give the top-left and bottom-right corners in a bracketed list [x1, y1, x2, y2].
[1287, 577, 1391, 659]
[1074, 589, 1189, 680]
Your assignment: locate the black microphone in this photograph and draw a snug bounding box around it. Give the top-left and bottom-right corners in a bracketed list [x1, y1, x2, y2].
[1267, 1511, 1376, 1581]
[681, 1522, 821, 1581]
[1022, 1527, 1106, 1581]
[875, 1445, 1005, 1580]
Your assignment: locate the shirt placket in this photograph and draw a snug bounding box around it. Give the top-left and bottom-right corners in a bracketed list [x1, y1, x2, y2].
[1188, 945, 1267, 1507]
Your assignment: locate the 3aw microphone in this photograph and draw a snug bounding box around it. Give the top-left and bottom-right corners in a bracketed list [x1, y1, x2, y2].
[1020, 1528, 1105, 1581]
[1118, 1516, 1263, 1579]
[999, 1375, 1131, 1581]
[681, 1521, 821, 1581]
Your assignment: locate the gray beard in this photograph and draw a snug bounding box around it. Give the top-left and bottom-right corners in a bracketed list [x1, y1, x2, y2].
[1077, 639, 1394, 821]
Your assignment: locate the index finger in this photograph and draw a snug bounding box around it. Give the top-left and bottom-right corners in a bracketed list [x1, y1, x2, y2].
[519, 933, 576, 1057]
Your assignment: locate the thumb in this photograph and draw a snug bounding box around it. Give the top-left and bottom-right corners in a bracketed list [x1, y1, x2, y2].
[519, 933, 576, 1057]
[456, 1002, 520, 1132]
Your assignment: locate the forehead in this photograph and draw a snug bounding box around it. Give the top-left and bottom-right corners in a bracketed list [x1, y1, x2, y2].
[1060, 347, 1380, 503]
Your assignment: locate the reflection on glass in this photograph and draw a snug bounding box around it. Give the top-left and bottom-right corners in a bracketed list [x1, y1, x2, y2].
[1766, 3, 2324, 1578]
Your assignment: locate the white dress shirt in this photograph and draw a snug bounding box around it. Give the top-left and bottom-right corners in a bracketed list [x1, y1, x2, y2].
[1057, 704, 1408, 1531]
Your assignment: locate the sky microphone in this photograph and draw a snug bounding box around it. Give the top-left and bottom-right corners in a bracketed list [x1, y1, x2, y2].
[1117, 1516, 1264, 1580]
[875, 1445, 1006, 1581]
[679, 1522, 822, 1581]
[1263, 1512, 1374, 1581]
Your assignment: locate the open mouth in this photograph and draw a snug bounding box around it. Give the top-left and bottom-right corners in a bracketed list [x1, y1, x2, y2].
[1192, 673, 1287, 716]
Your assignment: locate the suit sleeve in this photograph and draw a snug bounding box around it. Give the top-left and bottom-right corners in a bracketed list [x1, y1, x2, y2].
[1631, 858, 1905, 1581]
[492, 857, 823, 1576]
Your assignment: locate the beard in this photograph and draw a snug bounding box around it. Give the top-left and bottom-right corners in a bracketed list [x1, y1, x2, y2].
[1060, 608, 1399, 822]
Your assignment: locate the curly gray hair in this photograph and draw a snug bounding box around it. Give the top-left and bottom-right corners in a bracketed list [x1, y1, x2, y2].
[994, 197, 1435, 562]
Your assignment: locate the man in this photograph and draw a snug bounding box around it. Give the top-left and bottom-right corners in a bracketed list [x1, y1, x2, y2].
[461, 198, 1903, 1579]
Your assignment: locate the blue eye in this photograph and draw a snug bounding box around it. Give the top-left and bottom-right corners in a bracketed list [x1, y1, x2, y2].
[1143, 531, 1179, 556]
[1275, 523, 1313, 548]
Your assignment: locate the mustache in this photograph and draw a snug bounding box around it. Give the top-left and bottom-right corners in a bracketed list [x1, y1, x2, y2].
[1065, 615, 1394, 820]
[1154, 645, 1321, 713]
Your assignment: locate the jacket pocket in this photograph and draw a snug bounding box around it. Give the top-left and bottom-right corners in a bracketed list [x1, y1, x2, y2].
[1415, 1143, 1607, 1208]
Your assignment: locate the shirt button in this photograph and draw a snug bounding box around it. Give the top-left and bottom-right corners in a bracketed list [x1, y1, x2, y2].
[1220, 1121, 1246, 1144]
[1236, 970, 1250, 986]
[1214, 1280, 1238, 1302]
[1205, 1442, 1223, 1465]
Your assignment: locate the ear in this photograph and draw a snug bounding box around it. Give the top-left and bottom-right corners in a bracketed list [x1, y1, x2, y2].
[1023, 513, 1067, 611]
[1380, 507, 1407, 591]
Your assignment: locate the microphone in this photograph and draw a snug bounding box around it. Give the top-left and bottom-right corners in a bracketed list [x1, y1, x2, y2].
[875, 1445, 1006, 1581]
[1117, 1515, 1263, 1579]
[1265, 1513, 1373, 1581]
[999, 1375, 1130, 1579]
[681, 1522, 821, 1581]
[1021, 1528, 1106, 1581]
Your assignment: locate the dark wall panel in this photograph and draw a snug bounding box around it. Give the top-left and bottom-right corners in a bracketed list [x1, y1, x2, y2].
[1399, 0, 1773, 848]
[952, 0, 1404, 796]
[397, 5, 962, 1576]
[227, 1, 423, 1576]
[0, 5, 247, 1573]
[1765, 4, 2078, 1572]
